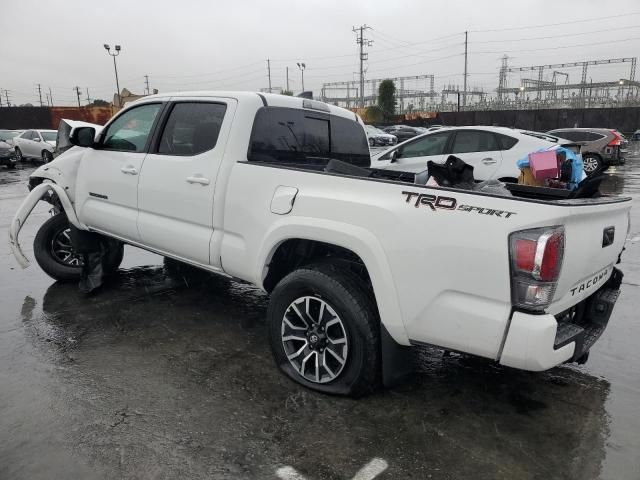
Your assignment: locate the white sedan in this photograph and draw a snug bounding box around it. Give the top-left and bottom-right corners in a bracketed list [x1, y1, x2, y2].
[13, 129, 57, 163]
[371, 126, 578, 182]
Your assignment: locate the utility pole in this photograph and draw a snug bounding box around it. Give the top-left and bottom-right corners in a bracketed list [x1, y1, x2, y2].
[37, 83, 43, 107]
[144, 75, 150, 95]
[463, 31, 468, 108]
[353, 24, 372, 108]
[267, 59, 272, 93]
[286, 67, 289, 92]
[74, 86, 82, 107]
[4, 90, 11, 107]
[297, 63, 306, 92]
[48, 87, 53, 107]
[86, 88, 91, 104]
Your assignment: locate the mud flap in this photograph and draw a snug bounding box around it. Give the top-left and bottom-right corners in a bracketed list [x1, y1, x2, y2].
[69, 226, 106, 294]
[381, 324, 414, 388]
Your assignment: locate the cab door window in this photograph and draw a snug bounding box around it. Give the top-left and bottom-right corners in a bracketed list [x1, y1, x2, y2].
[101, 103, 162, 152]
[157, 102, 227, 156]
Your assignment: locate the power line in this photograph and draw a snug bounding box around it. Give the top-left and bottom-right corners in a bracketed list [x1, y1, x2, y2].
[472, 24, 640, 44]
[473, 36, 640, 55]
[470, 11, 640, 33]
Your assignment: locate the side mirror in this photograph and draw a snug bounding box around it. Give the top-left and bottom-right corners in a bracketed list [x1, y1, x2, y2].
[390, 149, 399, 162]
[70, 127, 96, 148]
[34, 137, 41, 142]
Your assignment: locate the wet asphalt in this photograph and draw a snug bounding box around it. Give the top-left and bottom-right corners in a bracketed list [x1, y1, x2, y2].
[1, 152, 640, 480]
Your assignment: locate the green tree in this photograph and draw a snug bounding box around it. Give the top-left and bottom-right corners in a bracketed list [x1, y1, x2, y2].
[281, 90, 294, 96]
[377, 79, 396, 119]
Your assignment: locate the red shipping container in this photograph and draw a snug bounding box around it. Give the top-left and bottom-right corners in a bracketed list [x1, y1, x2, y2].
[528, 150, 559, 180]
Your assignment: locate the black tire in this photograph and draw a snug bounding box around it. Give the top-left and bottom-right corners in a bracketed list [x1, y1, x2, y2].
[34, 214, 124, 282]
[368, 138, 375, 147]
[14, 147, 23, 162]
[267, 262, 380, 397]
[42, 150, 53, 163]
[582, 154, 604, 176]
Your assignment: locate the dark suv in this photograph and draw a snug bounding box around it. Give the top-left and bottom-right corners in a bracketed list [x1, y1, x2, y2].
[546, 128, 626, 174]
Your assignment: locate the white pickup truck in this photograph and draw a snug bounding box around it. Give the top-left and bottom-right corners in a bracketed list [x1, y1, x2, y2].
[9, 92, 631, 396]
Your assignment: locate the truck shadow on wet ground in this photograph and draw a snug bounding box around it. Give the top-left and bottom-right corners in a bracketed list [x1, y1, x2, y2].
[20, 263, 611, 480]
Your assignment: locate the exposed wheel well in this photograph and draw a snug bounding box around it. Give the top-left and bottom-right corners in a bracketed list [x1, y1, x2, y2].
[263, 239, 373, 294]
[582, 152, 602, 160]
[498, 177, 518, 183]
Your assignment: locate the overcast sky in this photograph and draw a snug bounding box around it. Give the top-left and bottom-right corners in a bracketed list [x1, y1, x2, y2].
[2, 0, 640, 106]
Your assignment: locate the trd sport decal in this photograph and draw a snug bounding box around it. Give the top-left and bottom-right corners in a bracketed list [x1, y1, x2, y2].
[401, 191, 516, 218]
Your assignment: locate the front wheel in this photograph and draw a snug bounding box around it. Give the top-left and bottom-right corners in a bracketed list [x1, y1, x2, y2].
[42, 150, 53, 163]
[368, 138, 375, 147]
[267, 262, 380, 397]
[33, 214, 124, 282]
[14, 147, 23, 162]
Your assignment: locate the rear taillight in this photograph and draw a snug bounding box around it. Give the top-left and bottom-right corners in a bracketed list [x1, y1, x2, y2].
[607, 130, 621, 146]
[509, 227, 565, 311]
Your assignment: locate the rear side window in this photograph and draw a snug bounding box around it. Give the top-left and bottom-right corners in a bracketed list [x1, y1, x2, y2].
[451, 130, 499, 153]
[584, 131, 605, 142]
[495, 133, 518, 150]
[158, 102, 227, 156]
[248, 106, 369, 168]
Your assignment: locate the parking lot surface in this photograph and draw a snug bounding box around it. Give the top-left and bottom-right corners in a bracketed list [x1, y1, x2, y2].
[1, 153, 640, 480]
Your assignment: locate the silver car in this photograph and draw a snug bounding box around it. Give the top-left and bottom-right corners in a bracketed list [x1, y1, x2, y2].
[14, 129, 57, 163]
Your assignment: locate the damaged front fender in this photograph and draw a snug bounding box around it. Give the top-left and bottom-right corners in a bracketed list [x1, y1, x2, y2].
[9, 182, 87, 269]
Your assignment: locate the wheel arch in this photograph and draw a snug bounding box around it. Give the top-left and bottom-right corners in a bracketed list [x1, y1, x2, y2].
[256, 222, 410, 345]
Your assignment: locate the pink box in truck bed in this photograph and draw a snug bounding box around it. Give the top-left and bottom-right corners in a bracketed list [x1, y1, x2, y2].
[528, 151, 558, 180]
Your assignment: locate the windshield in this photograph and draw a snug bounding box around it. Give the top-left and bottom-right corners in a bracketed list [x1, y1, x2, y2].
[0, 130, 15, 141]
[366, 125, 385, 135]
[40, 131, 57, 142]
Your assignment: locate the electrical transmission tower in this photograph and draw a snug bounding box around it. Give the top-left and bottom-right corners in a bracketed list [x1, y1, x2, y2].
[144, 75, 150, 95]
[353, 25, 373, 108]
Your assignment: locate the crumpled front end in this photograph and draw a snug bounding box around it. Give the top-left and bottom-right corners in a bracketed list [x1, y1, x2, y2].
[9, 182, 86, 268]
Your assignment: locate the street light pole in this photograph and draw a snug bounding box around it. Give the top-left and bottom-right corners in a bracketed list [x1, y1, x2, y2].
[297, 62, 306, 93]
[104, 44, 122, 106]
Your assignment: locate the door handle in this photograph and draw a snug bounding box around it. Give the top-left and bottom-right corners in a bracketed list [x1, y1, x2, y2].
[186, 175, 210, 185]
[121, 166, 138, 175]
[481, 157, 497, 165]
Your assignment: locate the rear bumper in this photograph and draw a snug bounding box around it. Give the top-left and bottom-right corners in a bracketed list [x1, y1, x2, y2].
[499, 268, 622, 371]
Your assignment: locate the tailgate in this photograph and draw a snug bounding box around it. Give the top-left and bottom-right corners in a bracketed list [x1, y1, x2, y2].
[549, 197, 631, 314]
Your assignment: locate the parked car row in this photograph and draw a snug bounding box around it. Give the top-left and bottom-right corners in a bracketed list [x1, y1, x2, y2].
[0, 129, 57, 168]
[367, 124, 633, 178]
[371, 126, 581, 181]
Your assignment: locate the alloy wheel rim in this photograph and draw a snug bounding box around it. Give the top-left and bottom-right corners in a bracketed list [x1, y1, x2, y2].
[281, 296, 349, 384]
[50, 227, 83, 267]
[583, 157, 598, 173]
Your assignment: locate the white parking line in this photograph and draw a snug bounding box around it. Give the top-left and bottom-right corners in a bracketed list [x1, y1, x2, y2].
[352, 458, 389, 480]
[276, 458, 389, 480]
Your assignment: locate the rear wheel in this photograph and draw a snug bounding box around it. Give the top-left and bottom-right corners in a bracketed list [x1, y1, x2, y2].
[14, 147, 23, 162]
[42, 150, 53, 163]
[267, 262, 380, 397]
[34, 214, 124, 282]
[582, 154, 603, 175]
